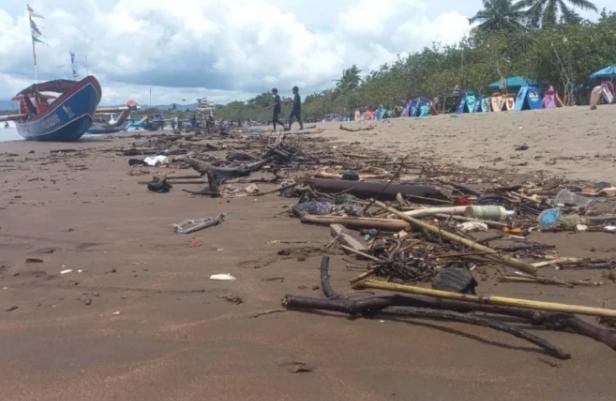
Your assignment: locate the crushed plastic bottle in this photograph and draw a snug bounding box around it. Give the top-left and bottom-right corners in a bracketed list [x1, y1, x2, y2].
[538, 208, 587, 230]
[537, 208, 561, 230]
[553, 189, 593, 208]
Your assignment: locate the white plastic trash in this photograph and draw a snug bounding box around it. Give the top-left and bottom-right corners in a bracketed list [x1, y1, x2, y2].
[457, 221, 489, 233]
[209, 273, 236, 281]
[144, 155, 170, 167]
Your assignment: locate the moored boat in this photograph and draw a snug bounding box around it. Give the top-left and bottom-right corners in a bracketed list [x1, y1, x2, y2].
[87, 100, 137, 134]
[11, 76, 101, 141]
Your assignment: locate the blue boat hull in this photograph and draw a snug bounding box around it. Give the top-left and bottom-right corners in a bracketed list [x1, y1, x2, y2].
[16, 77, 101, 142]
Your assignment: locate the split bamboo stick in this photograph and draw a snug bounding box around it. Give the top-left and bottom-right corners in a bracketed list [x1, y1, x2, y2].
[356, 279, 616, 318]
[300, 214, 410, 231]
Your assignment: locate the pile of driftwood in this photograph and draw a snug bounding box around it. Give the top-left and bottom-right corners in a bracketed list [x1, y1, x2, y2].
[123, 127, 616, 359]
[278, 149, 616, 359]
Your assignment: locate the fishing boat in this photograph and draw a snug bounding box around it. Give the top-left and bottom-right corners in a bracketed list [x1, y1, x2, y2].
[87, 100, 138, 134]
[6, 76, 102, 141]
[0, 5, 112, 141]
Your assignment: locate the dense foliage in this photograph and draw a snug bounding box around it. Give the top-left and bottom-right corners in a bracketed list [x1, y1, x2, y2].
[217, 6, 615, 121]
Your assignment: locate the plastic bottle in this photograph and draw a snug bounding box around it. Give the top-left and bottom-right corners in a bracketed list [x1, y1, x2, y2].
[553, 189, 593, 208]
[537, 208, 587, 230]
[464, 205, 514, 221]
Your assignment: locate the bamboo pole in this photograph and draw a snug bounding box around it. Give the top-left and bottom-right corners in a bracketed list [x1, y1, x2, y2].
[374, 201, 537, 275]
[300, 214, 410, 231]
[355, 279, 616, 318]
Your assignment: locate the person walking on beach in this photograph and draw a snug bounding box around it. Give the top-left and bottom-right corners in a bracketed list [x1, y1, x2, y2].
[288, 86, 303, 130]
[270, 88, 285, 131]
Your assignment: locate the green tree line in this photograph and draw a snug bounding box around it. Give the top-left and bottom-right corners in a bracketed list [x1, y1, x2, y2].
[217, 3, 616, 122]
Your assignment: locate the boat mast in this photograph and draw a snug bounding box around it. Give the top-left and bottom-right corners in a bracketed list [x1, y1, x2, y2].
[27, 4, 44, 82]
[31, 37, 38, 82]
[70, 51, 78, 80]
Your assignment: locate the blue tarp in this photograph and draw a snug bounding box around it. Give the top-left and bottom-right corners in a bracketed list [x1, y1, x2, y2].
[488, 76, 538, 91]
[478, 96, 491, 112]
[590, 65, 616, 79]
[403, 98, 432, 117]
[456, 92, 477, 113]
[514, 85, 542, 111]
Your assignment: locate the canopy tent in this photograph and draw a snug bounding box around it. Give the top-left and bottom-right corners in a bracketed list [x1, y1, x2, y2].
[488, 76, 538, 92]
[590, 65, 616, 80]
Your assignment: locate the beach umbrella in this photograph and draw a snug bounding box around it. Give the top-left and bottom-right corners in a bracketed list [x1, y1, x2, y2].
[487, 76, 537, 91]
[590, 65, 616, 80]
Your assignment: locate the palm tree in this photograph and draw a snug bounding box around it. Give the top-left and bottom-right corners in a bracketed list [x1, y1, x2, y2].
[517, 0, 597, 27]
[469, 0, 527, 32]
[335, 65, 362, 93]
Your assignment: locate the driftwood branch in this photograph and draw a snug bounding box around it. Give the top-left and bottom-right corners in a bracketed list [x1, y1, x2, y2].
[374, 201, 538, 275]
[283, 257, 573, 359]
[339, 124, 375, 132]
[381, 306, 570, 360]
[305, 178, 449, 203]
[183, 158, 268, 196]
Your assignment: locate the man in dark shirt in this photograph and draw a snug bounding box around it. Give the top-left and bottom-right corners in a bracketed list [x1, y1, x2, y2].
[288, 86, 303, 130]
[271, 88, 284, 131]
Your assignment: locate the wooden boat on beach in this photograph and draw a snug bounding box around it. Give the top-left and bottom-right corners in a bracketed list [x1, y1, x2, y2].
[2, 76, 101, 141]
[87, 100, 137, 134]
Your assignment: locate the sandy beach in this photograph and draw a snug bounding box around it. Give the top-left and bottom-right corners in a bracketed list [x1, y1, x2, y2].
[1, 106, 616, 401]
[318, 105, 616, 183]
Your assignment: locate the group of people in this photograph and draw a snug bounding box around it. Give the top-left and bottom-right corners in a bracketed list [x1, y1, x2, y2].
[271, 86, 303, 131]
[353, 105, 396, 121]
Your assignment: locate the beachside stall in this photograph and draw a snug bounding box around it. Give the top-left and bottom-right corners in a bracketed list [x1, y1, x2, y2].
[488, 76, 538, 112]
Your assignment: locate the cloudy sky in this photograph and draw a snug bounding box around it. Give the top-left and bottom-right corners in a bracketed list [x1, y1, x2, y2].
[0, 0, 610, 105]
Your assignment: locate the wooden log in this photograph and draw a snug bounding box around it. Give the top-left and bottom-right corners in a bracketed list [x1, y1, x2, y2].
[339, 124, 375, 132]
[374, 201, 537, 274]
[330, 224, 369, 253]
[300, 214, 410, 231]
[355, 279, 616, 318]
[304, 178, 449, 204]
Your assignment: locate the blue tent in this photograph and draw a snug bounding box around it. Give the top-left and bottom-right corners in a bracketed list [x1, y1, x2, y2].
[478, 96, 492, 112]
[488, 76, 538, 91]
[456, 92, 478, 113]
[590, 65, 616, 80]
[403, 98, 432, 117]
[514, 85, 542, 111]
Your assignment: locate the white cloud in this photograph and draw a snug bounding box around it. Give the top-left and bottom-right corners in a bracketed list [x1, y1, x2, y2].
[0, 0, 471, 104]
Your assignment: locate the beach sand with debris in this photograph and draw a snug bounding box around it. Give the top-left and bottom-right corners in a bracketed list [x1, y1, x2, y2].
[0, 106, 616, 401]
[318, 105, 616, 183]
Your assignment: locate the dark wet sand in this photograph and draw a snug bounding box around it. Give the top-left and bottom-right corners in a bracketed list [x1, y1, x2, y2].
[0, 120, 615, 401]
